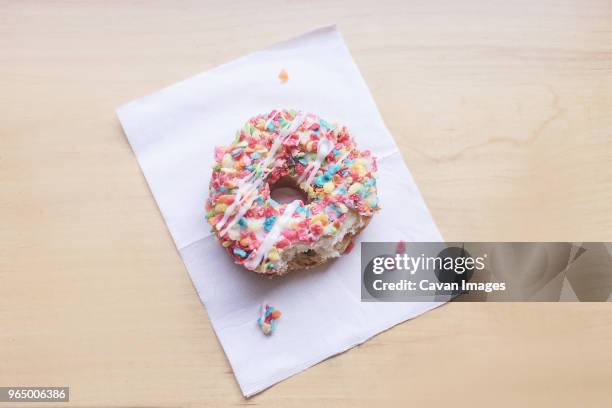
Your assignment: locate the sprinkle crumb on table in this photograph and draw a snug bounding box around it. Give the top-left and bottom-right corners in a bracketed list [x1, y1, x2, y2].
[278, 69, 289, 83]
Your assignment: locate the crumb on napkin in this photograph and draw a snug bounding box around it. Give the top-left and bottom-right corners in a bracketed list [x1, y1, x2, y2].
[258, 304, 282, 335]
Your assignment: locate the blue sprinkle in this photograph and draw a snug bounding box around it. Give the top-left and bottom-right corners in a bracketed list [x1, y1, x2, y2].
[320, 119, 331, 129]
[297, 157, 308, 166]
[369, 196, 379, 207]
[233, 248, 248, 258]
[337, 187, 348, 195]
[255, 197, 264, 205]
[245, 165, 255, 171]
[329, 204, 343, 215]
[264, 216, 277, 232]
[364, 178, 376, 187]
[251, 152, 261, 159]
[341, 169, 349, 176]
[326, 164, 341, 176]
[238, 218, 248, 230]
[266, 121, 275, 131]
[268, 198, 279, 208]
[315, 174, 331, 187]
[218, 186, 229, 193]
[332, 148, 340, 156]
[231, 147, 243, 157]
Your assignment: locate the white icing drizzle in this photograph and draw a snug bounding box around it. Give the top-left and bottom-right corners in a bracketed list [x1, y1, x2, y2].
[215, 111, 305, 234]
[215, 171, 257, 232]
[261, 112, 304, 169]
[219, 185, 259, 235]
[299, 137, 334, 189]
[264, 110, 281, 131]
[244, 200, 299, 270]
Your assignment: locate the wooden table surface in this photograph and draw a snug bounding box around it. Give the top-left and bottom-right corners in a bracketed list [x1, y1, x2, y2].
[2, 1, 612, 407]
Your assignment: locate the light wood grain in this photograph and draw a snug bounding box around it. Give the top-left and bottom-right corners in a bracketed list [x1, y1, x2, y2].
[1, 1, 612, 407]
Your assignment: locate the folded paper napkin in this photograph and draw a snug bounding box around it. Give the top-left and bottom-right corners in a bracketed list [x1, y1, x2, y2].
[117, 25, 442, 396]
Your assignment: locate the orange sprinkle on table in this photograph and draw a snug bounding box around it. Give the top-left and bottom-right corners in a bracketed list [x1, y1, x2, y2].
[278, 69, 289, 83]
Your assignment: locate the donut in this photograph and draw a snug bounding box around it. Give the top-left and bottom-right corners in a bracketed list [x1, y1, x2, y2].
[205, 109, 380, 276]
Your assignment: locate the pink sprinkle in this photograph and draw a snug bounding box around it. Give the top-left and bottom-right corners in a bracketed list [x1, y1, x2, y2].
[276, 238, 290, 249]
[214, 146, 226, 162]
[282, 230, 298, 240]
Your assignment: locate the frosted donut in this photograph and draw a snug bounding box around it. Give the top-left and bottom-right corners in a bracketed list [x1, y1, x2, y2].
[205, 109, 380, 276]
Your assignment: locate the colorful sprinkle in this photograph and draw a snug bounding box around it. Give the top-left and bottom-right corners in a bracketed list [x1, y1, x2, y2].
[278, 69, 289, 83]
[238, 217, 248, 229]
[233, 248, 248, 258]
[258, 303, 282, 335]
[263, 216, 277, 232]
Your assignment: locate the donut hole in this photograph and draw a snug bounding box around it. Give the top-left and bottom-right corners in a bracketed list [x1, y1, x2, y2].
[269, 176, 310, 205]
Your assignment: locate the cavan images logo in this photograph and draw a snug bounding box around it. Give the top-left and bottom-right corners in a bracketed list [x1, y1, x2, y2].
[361, 242, 612, 302]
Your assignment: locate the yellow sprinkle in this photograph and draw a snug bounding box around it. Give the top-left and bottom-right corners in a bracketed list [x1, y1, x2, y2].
[323, 181, 335, 194]
[268, 248, 280, 262]
[215, 203, 228, 213]
[348, 183, 363, 195]
[311, 213, 329, 225]
[352, 163, 366, 177]
[249, 219, 263, 232]
[221, 153, 234, 169]
[222, 241, 231, 247]
[228, 228, 241, 240]
[367, 195, 378, 207]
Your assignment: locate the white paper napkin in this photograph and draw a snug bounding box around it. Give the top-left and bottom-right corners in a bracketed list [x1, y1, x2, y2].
[117, 25, 442, 397]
